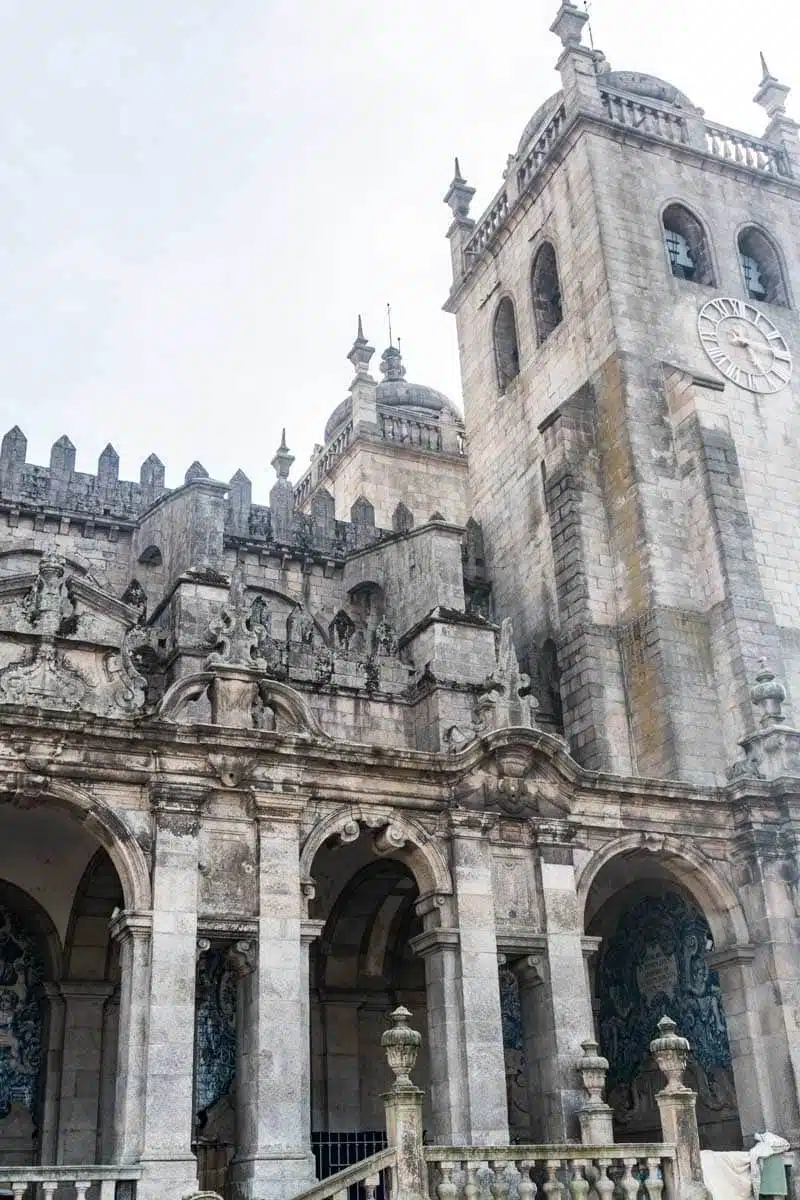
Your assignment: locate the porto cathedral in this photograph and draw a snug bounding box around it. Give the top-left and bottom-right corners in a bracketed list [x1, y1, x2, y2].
[1, 5, 800, 1199]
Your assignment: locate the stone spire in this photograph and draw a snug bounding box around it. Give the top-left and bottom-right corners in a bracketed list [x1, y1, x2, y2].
[755, 52, 791, 118]
[380, 344, 406, 383]
[270, 430, 295, 542]
[346, 315, 375, 378]
[550, 2, 603, 117]
[271, 429, 295, 480]
[443, 157, 476, 222]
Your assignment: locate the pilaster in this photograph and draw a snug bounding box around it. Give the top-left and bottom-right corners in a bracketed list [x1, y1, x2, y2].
[108, 910, 152, 1167]
[227, 796, 317, 1200]
[56, 981, 115, 1164]
[138, 783, 204, 1200]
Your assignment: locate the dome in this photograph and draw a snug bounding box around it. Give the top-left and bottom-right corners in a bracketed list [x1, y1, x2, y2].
[516, 71, 695, 161]
[323, 343, 462, 444]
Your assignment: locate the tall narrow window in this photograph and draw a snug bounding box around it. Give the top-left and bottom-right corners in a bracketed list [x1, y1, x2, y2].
[738, 227, 788, 306]
[662, 204, 714, 285]
[531, 242, 563, 345]
[493, 297, 520, 392]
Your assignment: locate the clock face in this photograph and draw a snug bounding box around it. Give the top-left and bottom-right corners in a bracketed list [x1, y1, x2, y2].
[697, 297, 792, 394]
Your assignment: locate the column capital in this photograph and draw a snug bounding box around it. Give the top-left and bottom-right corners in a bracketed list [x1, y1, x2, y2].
[151, 780, 208, 833]
[581, 935, 602, 960]
[227, 938, 257, 978]
[57, 980, 116, 1001]
[408, 927, 460, 957]
[252, 791, 309, 823]
[449, 809, 497, 838]
[109, 909, 153, 945]
[707, 943, 756, 970]
[300, 919, 325, 946]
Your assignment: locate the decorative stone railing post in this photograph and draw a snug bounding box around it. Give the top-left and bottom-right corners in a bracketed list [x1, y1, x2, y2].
[381, 1007, 430, 1200]
[650, 1016, 704, 1197]
[576, 1038, 615, 1145]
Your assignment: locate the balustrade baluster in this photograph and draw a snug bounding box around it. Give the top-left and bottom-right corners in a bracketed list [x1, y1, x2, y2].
[41, 1185, 57, 1200]
[437, 1162, 458, 1200]
[593, 1159, 614, 1200]
[543, 1160, 565, 1200]
[463, 1161, 479, 1200]
[643, 1157, 664, 1200]
[517, 1160, 537, 1200]
[490, 1160, 510, 1200]
[364, 1173, 380, 1200]
[568, 1160, 589, 1200]
[10, 1185, 26, 1200]
[74, 1185, 91, 1200]
[620, 1158, 640, 1200]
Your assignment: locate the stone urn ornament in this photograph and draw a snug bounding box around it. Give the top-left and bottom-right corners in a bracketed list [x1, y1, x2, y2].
[650, 1014, 691, 1093]
[577, 1038, 610, 1103]
[381, 1006, 422, 1091]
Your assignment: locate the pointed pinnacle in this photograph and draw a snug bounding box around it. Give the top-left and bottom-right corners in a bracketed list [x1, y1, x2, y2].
[279, 427, 288, 451]
[357, 313, 365, 341]
[760, 51, 772, 80]
[454, 156, 464, 181]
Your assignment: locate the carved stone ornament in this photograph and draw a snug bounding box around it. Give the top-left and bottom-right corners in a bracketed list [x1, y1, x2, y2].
[0, 553, 149, 718]
[381, 1006, 422, 1092]
[205, 575, 264, 671]
[577, 1038, 610, 1103]
[650, 1014, 692, 1094]
[477, 619, 538, 733]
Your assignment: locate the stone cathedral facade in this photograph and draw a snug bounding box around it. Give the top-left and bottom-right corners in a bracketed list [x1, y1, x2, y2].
[2, 5, 800, 1199]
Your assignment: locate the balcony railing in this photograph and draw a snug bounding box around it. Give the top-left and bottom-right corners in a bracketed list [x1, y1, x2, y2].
[704, 121, 788, 175]
[424, 1144, 674, 1199]
[599, 88, 689, 145]
[0, 1165, 140, 1199]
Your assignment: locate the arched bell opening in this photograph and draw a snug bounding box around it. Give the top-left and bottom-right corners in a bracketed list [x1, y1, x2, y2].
[584, 851, 742, 1150]
[306, 828, 430, 1181]
[0, 799, 126, 1168]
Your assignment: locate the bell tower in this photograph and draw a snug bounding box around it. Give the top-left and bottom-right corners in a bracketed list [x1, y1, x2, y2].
[446, 4, 800, 783]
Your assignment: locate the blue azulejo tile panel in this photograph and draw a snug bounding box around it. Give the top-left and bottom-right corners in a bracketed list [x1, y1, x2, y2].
[0, 905, 44, 1120]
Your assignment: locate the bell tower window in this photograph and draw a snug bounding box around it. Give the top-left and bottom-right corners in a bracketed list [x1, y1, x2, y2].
[531, 242, 563, 345]
[738, 226, 788, 306]
[662, 204, 714, 285]
[493, 297, 520, 393]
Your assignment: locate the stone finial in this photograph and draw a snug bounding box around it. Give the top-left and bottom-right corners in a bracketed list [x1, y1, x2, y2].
[1, 426, 27, 465]
[185, 461, 210, 484]
[751, 659, 787, 728]
[444, 156, 476, 221]
[380, 344, 406, 382]
[550, 1, 589, 48]
[650, 1015, 691, 1093]
[480, 618, 538, 731]
[755, 53, 791, 118]
[381, 1006, 422, 1092]
[577, 1038, 609, 1103]
[271, 430, 295, 480]
[347, 315, 375, 377]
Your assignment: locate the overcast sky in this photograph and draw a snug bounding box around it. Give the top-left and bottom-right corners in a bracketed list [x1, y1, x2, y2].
[0, 0, 797, 500]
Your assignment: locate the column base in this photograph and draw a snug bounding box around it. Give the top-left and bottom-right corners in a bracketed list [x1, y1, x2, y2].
[228, 1151, 317, 1200]
[136, 1155, 199, 1200]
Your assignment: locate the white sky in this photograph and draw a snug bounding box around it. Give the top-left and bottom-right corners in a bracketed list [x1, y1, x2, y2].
[0, 0, 797, 500]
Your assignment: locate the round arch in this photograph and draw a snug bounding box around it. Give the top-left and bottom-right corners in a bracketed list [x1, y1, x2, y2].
[576, 833, 750, 951]
[7, 779, 152, 915]
[300, 806, 453, 903]
[0, 878, 61, 983]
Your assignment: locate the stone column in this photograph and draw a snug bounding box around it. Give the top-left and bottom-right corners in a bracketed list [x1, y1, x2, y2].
[532, 827, 597, 1142]
[448, 817, 508, 1144]
[709, 944, 774, 1137]
[38, 982, 66, 1165]
[56, 981, 115, 1163]
[109, 910, 152, 1166]
[98, 991, 120, 1162]
[227, 800, 316, 1200]
[410, 925, 469, 1145]
[138, 789, 203, 1200]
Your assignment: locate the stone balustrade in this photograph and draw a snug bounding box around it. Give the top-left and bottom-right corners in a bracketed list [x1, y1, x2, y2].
[290, 1147, 397, 1200]
[704, 121, 788, 175]
[517, 103, 567, 189]
[0, 1165, 141, 1199]
[465, 190, 509, 258]
[379, 412, 443, 452]
[424, 1146, 673, 1199]
[599, 89, 689, 146]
